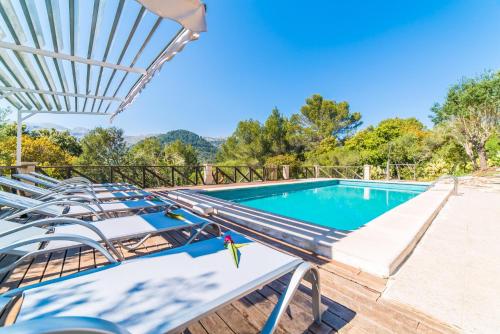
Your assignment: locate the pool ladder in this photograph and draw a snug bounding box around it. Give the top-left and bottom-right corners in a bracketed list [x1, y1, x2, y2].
[431, 175, 458, 195]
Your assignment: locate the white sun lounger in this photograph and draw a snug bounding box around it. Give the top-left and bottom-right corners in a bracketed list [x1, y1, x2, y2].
[0, 232, 321, 334]
[0, 209, 221, 275]
[14, 173, 138, 193]
[0, 176, 151, 202]
[0, 190, 170, 220]
[29, 171, 137, 189]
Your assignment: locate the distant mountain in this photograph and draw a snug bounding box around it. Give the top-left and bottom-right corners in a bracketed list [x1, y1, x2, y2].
[203, 136, 226, 149]
[25, 123, 224, 162]
[156, 129, 219, 162]
[124, 134, 156, 146]
[26, 123, 89, 138]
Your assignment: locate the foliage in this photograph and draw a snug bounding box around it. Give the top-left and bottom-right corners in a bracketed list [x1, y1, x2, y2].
[162, 140, 199, 166]
[264, 154, 300, 168]
[0, 108, 79, 166]
[216, 91, 486, 180]
[31, 128, 82, 156]
[0, 136, 73, 166]
[431, 71, 500, 170]
[77, 127, 128, 165]
[263, 108, 288, 155]
[343, 118, 428, 165]
[216, 119, 267, 165]
[299, 94, 362, 144]
[128, 137, 164, 165]
[485, 134, 500, 166]
[422, 158, 452, 179]
[156, 129, 216, 162]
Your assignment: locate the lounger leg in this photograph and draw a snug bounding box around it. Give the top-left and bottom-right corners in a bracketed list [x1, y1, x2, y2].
[306, 267, 322, 321]
[185, 222, 222, 244]
[117, 234, 153, 251]
[261, 262, 322, 334]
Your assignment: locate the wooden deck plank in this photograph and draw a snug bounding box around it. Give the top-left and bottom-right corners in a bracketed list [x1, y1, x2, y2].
[216, 304, 259, 334]
[18, 254, 49, 288]
[0, 258, 32, 293]
[268, 279, 348, 332]
[41, 250, 65, 282]
[198, 313, 235, 334]
[185, 322, 209, 334]
[230, 295, 288, 334]
[257, 284, 333, 334]
[61, 247, 81, 276]
[78, 246, 97, 271]
[0, 255, 17, 285]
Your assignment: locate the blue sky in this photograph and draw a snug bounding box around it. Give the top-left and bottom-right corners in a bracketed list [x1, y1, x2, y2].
[12, 0, 500, 137]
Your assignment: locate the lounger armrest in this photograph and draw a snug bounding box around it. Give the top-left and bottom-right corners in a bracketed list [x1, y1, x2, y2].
[0, 218, 123, 260]
[0, 233, 118, 275]
[39, 187, 99, 201]
[38, 194, 99, 204]
[49, 183, 94, 193]
[0, 316, 131, 334]
[59, 177, 92, 185]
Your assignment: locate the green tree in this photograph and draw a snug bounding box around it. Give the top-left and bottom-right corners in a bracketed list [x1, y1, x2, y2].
[163, 140, 199, 165]
[298, 94, 362, 144]
[343, 118, 428, 165]
[216, 120, 266, 164]
[78, 127, 128, 165]
[0, 136, 73, 166]
[31, 128, 82, 156]
[129, 137, 164, 165]
[485, 134, 500, 166]
[263, 107, 288, 155]
[431, 71, 500, 170]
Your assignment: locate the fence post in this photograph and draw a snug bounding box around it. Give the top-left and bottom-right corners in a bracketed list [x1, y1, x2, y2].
[203, 164, 215, 185]
[270, 166, 277, 180]
[16, 162, 37, 174]
[314, 165, 320, 178]
[282, 165, 290, 180]
[363, 164, 371, 180]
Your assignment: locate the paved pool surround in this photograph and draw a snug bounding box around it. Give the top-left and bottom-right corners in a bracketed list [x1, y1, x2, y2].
[168, 179, 455, 277]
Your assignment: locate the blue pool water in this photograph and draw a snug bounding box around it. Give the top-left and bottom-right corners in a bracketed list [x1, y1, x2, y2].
[204, 180, 428, 230]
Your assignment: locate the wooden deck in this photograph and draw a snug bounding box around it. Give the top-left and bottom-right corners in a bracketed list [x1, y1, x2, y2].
[0, 194, 459, 333]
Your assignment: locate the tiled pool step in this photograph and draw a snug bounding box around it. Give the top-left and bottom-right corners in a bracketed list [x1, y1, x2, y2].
[167, 190, 352, 258]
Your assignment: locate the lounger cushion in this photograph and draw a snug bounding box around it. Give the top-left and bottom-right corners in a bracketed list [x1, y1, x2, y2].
[65, 199, 169, 216]
[0, 221, 47, 256]
[90, 190, 151, 200]
[14, 174, 139, 193]
[10, 233, 302, 334]
[55, 190, 151, 201]
[45, 210, 210, 250]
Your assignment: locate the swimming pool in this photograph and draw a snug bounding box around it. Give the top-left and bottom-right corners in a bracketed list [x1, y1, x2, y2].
[204, 180, 428, 230]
